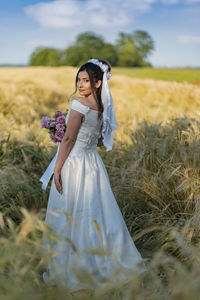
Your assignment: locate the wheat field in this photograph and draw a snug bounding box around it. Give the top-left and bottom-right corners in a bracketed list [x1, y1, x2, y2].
[1, 66, 200, 299]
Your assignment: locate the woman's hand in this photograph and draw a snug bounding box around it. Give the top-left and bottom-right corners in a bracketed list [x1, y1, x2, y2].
[54, 169, 63, 194]
[97, 136, 104, 147]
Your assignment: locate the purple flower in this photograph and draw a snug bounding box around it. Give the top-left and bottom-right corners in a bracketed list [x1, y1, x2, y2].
[57, 115, 65, 124]
[55, 130, 65, 141]
[56, 123, 65, 131]
[50, 135, 59, 144]
[41, 117, 51, 129]
[49, 121, 56, 127]
[41, 109, 66, 144]
[52, 110, 64, 118]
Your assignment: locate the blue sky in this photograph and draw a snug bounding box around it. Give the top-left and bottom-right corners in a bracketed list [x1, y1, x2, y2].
[0, 0, 200, 67]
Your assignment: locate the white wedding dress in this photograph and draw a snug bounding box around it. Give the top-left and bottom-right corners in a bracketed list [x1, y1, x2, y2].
[42, 99, 146, 290]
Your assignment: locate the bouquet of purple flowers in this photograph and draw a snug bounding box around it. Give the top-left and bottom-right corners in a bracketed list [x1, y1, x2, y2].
[41, 109, 68, 144]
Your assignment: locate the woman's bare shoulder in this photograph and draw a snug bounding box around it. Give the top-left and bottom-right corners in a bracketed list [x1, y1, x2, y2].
[72, 97, 99, 111]
[72, 97, 87, 105]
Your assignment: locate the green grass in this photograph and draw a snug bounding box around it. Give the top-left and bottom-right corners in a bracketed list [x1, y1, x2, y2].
[113, 67, 200, 83]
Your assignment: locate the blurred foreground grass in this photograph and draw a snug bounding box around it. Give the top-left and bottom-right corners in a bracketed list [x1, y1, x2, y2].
[1, 66, 200, 299]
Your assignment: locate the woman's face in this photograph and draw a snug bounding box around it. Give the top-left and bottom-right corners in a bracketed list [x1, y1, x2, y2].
[77, 71, 92, 97]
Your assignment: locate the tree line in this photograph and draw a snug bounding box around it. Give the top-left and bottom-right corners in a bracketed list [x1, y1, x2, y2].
[29, 30, 155, 67]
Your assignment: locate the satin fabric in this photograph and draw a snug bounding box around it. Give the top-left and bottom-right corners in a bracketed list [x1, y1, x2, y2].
[40, 143, 60, 190]
[42, 100, 146, 291]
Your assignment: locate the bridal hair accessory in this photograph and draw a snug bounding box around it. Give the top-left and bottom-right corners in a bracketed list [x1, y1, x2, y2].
[87, 59, 117, 151]
[88, 59, 112, 80]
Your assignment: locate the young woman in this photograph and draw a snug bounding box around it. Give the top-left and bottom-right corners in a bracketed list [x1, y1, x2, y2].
[41, 59, 146, 290]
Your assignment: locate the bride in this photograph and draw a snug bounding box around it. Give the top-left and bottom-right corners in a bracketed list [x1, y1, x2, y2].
[40, 58, 146, 290]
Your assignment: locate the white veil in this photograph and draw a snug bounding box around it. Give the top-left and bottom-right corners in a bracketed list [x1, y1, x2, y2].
[87, 59, 117, 151]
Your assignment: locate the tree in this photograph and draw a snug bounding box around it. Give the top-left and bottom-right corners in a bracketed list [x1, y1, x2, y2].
[133, 30, 155, 59]
[29, 47, 61, 66]
[117, 41, 143, 67]
[76, 32, 105, 49]
[100, 43, 118, 66]
[116, 30, 154, 67]
[28, 30, 155, 67]
[61, 32, 118, 66]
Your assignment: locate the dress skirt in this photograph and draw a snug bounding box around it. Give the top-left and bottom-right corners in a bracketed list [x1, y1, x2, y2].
[42, 142, 146, 291]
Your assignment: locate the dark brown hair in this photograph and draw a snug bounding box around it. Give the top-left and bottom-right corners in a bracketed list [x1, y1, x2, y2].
[69, 59, 111, 118]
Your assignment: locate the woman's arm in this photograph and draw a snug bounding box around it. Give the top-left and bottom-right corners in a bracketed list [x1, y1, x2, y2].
[54, 110, 83, 193]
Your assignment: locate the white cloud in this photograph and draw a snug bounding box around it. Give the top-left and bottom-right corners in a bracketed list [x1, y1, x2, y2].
[178, 35, 200, 44]
[23, 0, 200, 32]
[24, 0, 157, 29]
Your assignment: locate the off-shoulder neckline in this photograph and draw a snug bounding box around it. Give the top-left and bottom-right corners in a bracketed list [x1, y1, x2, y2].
[72, 99, 100, 113]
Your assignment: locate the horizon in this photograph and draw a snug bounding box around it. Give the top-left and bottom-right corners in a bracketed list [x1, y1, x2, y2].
[0, 64, 199, 69]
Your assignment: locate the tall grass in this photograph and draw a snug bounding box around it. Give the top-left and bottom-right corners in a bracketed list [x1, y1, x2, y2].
[1, 66, 200, 298]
